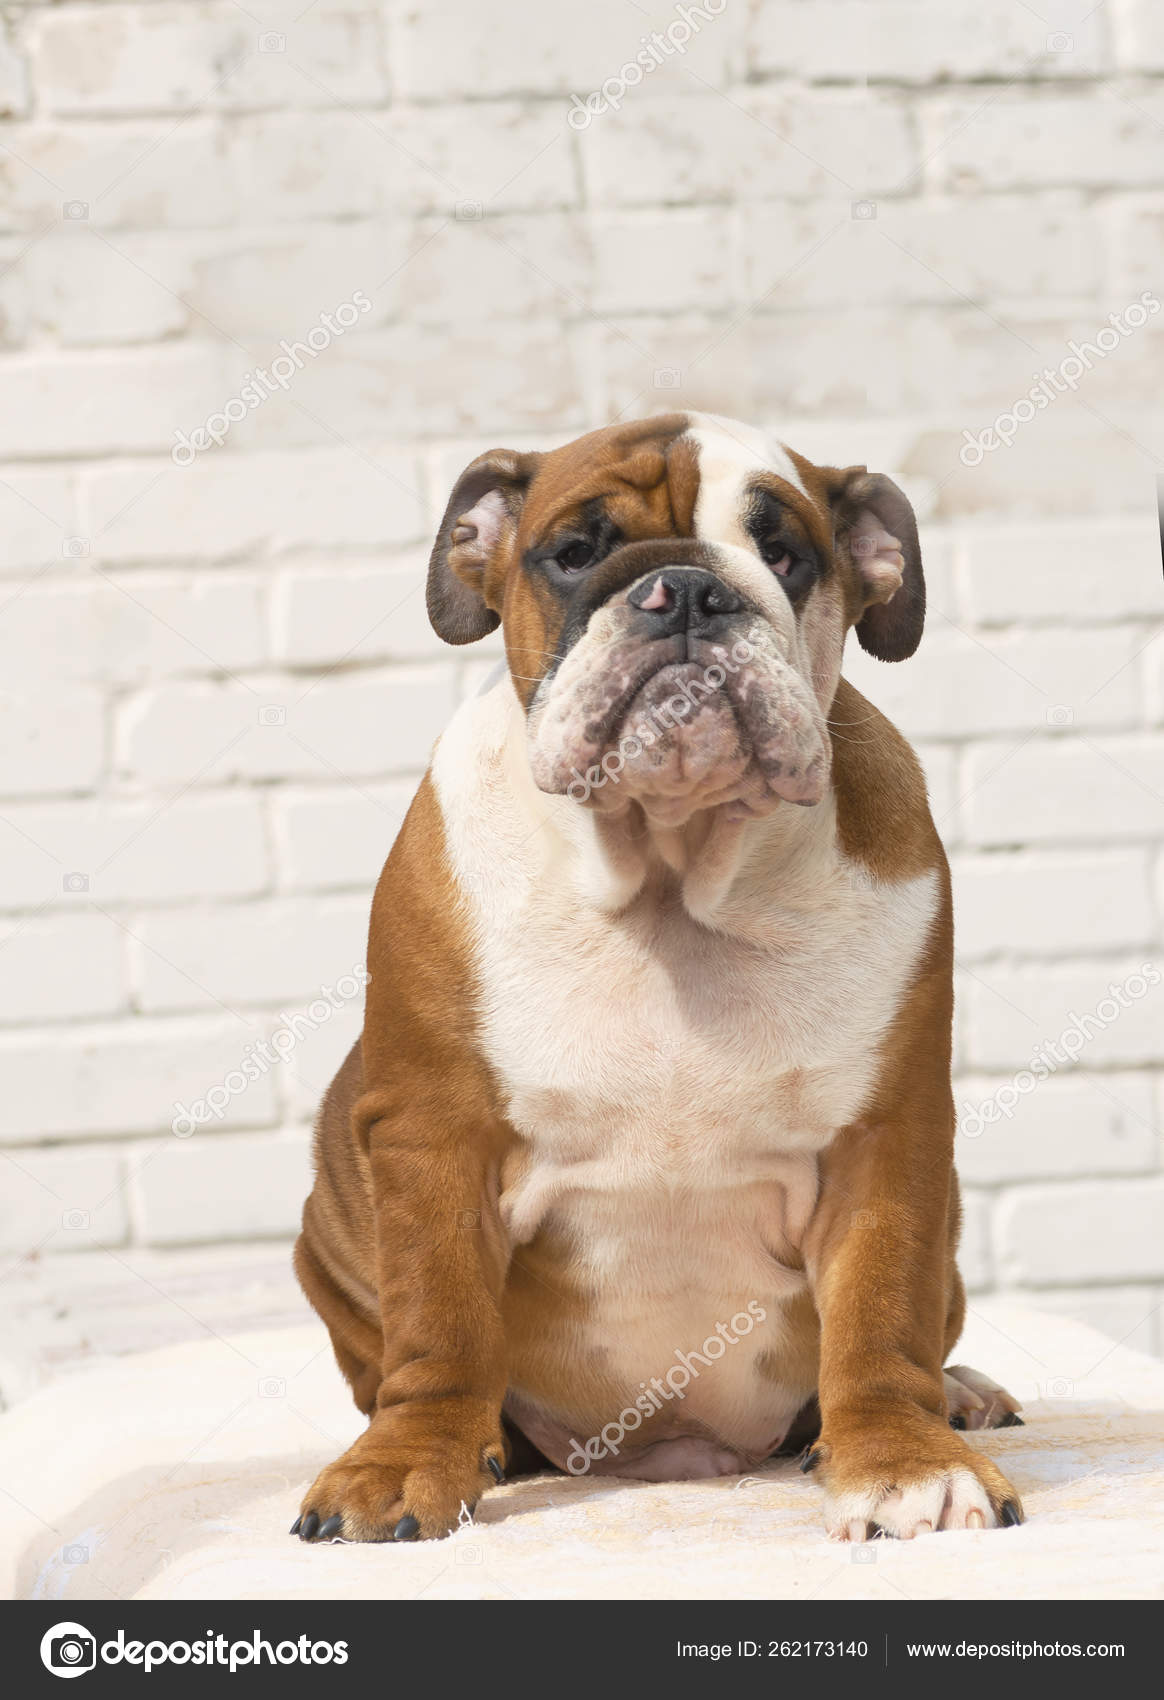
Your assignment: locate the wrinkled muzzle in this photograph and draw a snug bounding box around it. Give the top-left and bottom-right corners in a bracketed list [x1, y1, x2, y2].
[526, 562, 831, 828]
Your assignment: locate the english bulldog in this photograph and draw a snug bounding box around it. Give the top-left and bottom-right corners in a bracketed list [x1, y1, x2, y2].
[291, 411, 1024, 1546]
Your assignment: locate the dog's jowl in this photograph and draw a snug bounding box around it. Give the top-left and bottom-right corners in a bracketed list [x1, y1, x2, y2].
[291, 412, 1024, 1545]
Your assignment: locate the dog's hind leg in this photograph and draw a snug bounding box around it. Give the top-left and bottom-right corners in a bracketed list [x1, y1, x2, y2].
[943, 1364, 1024, 1431]
[294, 1039, 383, 1417]
[940, 1198, 1024, 1431]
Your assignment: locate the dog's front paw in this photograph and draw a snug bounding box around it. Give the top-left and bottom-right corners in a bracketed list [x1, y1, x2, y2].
[293, 1397, 506, 1544]
[807, 1410, 1023, 1541]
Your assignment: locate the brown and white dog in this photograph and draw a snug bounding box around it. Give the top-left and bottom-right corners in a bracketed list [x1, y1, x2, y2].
[292, 411, 1025, 1547]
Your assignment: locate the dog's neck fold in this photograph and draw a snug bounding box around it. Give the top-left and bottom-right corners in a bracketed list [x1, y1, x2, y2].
[497, 685, 833, 927]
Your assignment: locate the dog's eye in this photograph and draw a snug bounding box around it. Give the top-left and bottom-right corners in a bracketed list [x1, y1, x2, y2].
[759, 538, 794, 575]
[554, 539, 596, 574]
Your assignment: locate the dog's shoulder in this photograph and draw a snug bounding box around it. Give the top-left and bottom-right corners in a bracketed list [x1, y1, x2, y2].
[828, 675, 944, 883]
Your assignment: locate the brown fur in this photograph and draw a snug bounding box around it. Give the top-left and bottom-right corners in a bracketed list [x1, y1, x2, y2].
[295, 775, 516, 1537]
[292, 419, 1021, 1542]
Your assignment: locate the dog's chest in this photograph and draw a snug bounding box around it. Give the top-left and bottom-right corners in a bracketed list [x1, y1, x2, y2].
[474, 860, 939, 1250]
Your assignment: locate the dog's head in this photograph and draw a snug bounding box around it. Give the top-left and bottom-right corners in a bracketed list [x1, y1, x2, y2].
[427, 412, 924, 828]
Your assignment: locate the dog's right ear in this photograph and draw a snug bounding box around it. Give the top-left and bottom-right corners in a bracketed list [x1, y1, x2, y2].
[426, 449, 536, 645]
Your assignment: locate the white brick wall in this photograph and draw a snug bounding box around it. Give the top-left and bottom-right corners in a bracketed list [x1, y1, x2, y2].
[2, 0, 1163, 1359]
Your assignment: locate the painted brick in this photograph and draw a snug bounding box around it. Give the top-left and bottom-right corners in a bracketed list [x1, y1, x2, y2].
[0, 345, 231, 459]
[958, 1189, 992, 1291]
[271, 781, 416, 892]
[955, 1071, 1157, 1183]
[964, 959, 1164, 1071]
[396, 0, 738, 100]
[271, 558, 442, 666]
[0, 18, 29, 117]
[959, 519, 1163, 624]
[133, 897, 369, 1012]
[0, 119, 234, 233]
[0, 573, 267, 686]
[277, 1002, 364, 1120]
[0, 794, 269, 909]
[995, 1178, 1164, 1285]
[0, 1146, 128, 1255]
[30, 7, 387, 116]
[924, 90, 1164, 191]
[963, 737, 1164, 847]
[951, 850, 1155, 959]
[743, 193, 1104, 311]
[750, 1, 1105, 84]
[117, 667, 457, 786]
[81, 446, 426, 562]
[0, 469, 78, 571]
[0, 1018, 279, 1143]
[582, 92, 915, 206]
[914, 742, 959, 834]
[131, 1129, 312, 1245]
[847, 627, 1142, 742]
[0, 911, 126, 1024]
[0, 685, 106, 794]
[391, 102, 580, 215]
[1113, 1, 1164, 72]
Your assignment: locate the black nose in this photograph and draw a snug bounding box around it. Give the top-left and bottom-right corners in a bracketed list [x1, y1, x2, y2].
[627, 568, 742, 637]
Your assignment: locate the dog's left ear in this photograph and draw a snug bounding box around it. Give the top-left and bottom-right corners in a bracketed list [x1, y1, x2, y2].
[427, 448, 537, 645]
[829, 467, 925, 662]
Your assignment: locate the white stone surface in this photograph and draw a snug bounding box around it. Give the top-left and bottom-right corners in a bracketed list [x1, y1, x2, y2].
[2, 1301, 1162, 1600]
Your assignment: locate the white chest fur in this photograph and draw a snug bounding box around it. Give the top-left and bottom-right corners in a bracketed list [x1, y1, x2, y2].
[432, 682, 939, 1456]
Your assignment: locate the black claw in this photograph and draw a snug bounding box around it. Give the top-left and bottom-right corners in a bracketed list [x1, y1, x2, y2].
[1000, 1500, 1022, 1527]
[948, 1414, 966, 1430]
[998, 1412, 1024, 1428]
[300, 1510, 320, 1541]
[798, 1447, 821, 1474]
[318, 1515, 343, 1540]
[487, 1456, 506, 1484]
[289, 1515, 302, 1536]
[393, 1514, 420, 1542]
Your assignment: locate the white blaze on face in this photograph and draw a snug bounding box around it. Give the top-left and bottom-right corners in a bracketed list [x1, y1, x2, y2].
[684, 411, 847, 717]
[686, 412, 808, 559]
